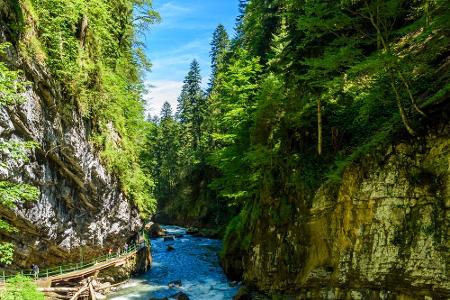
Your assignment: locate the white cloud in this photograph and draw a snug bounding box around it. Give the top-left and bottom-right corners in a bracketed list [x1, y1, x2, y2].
[155, 2, 198, 29]
[144, 80, 184, 116]
[157, 2, 192, 17]
[151, 36, 210, 70]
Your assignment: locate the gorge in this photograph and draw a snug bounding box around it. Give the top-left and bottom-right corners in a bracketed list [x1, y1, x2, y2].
[1, 0, 449, 299]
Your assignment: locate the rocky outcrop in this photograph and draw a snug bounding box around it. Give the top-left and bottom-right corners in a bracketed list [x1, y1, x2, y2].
[0, 27, 142, 268]
[223, 121, 450, 298]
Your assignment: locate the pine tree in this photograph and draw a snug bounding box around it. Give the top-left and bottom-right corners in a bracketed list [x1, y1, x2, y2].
[152, 102, 180, 204]
[160, 101, 173, 121]
[233, 0, 248, 45]
[176, 60, 206, 152]
[209, 24, 229, 91]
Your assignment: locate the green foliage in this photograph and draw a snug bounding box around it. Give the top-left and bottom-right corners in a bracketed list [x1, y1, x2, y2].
[0, 43, 40, 264]
[144, 0, 449, 257]
[0, 141, 39, 168]
[0, 275, 45, 300]
[14, 0, 160, 215]
[177, 59, 206, 154]
[209, 49, 262, 204]
[209, 24, 229, 91]
[0, 181, 40, 208]
[207, 0, 449, 261]
[0, 43, 29, 105]
[0, 243, 15, 265]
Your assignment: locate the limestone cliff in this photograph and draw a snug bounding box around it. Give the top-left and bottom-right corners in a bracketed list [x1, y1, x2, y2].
[0, 30, 142, 269]
[223, 110, 450, 299]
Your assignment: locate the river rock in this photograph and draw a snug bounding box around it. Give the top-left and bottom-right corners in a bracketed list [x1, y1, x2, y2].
[186, 227, 200, 235]
[168, 280, 182, 288]
[233, 287, 252, 300]
[146, 222, 165, 237]
[167, 245, 175, 251]
[164, 236, 175, 241]
[171, 292, 190, 300]
[95, 292, 107, 300]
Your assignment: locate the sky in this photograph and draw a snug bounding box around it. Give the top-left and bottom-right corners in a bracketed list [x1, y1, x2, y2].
[141, 0, 240, 117]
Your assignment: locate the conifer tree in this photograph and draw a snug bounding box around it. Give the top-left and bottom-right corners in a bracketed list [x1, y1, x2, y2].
[152, 102, 180, 204]
[160, 101, 173, 121]
[176, 60, 206, 151]
[209, 24, 229, 91]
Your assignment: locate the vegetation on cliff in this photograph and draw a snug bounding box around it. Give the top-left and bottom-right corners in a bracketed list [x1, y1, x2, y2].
[0, 0, 160, 274]
[0, 44, 39, 264]
[148, 0, 449, 261]
[1, 0, 160, 216]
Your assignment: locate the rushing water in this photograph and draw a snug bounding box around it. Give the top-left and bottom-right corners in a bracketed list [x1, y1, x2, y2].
[107, 226, 239, 300]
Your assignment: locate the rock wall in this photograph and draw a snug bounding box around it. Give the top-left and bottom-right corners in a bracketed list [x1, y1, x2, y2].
[0, 28, 142, 269]
[224, 121, 450, 298]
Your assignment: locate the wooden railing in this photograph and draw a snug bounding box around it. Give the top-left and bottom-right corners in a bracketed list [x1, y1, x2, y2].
[0, 242, 146, 283]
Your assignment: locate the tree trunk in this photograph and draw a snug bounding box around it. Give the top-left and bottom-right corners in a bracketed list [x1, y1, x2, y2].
[317, 98, 323, 156]
[79, 15, 88, 48]
[69, 284, 88, 300]
[398, 71, 427, 117]
[390, 81, 416, 136]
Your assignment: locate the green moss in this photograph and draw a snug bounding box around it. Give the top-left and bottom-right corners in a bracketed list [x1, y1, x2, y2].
[221, 203, 256, 257]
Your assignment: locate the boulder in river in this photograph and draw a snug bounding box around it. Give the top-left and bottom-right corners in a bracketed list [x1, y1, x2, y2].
[164, 236, 176, 241]
[230, 281, 240, 287]
[233, 287, 253, 300]
[168, 280, 182, 288]
[167, 245, 175, 251]
[186, 227, 200, 235]
[146, 222, 166, 237]
[171, 292, 190, 300]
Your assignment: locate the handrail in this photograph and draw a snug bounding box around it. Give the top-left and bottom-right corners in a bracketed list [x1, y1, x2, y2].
[0, 242, 146, 283]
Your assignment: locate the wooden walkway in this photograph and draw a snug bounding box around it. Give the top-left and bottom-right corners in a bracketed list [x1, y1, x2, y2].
[1, 243, 148, 299]
[38, 249, 138, 287]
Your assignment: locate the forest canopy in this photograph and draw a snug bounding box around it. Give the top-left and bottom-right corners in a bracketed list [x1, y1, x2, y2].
[147, 0, 449, 235]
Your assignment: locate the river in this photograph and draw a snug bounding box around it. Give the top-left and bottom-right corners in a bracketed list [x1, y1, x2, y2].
[107, 226, 240, 300]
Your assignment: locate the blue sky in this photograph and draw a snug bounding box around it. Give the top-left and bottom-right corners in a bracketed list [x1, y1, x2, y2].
[142, 0, 240, 116]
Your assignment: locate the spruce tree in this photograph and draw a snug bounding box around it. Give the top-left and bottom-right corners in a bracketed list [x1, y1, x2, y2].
[176, 60, 206, 151]
[160, 101, 173, 121]
[209, 24, 229, 91]
[152, 102, 180, 204]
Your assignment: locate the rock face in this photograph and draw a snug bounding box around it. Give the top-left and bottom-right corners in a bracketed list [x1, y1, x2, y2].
[223, 123, 450, 298]
[0, 30, 142, 268]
